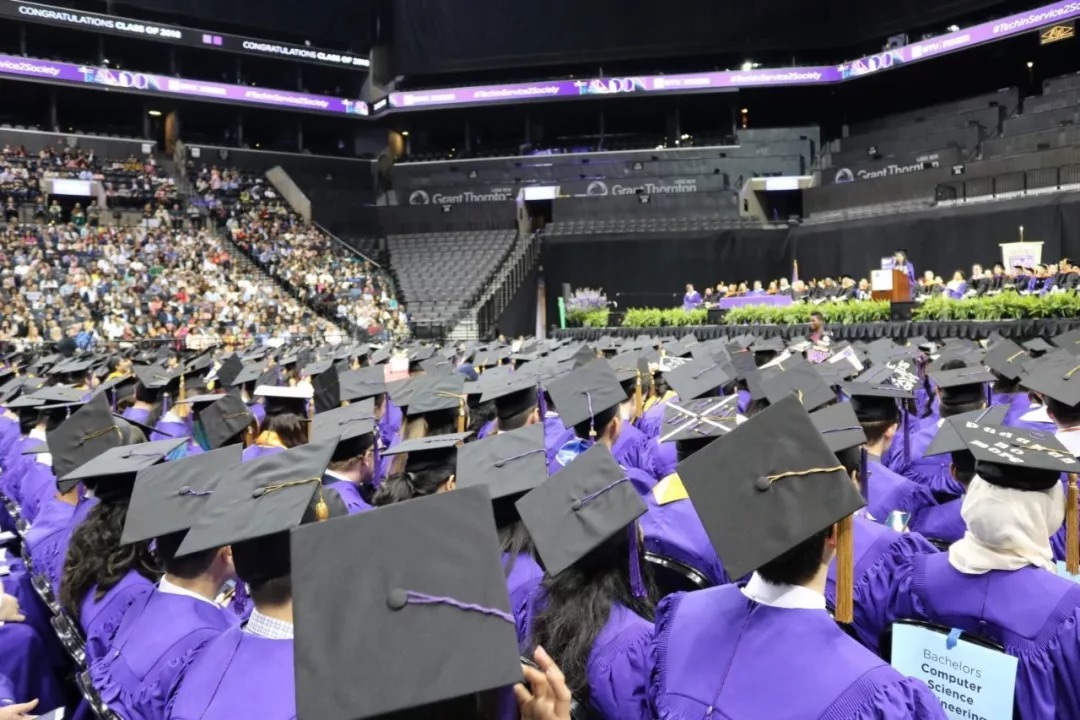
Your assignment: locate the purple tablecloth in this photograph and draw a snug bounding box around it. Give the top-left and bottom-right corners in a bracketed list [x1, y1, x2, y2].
[717, 295, 793, 310]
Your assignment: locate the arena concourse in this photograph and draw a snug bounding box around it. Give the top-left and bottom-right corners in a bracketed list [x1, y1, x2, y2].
[4, 0, 1080, 718]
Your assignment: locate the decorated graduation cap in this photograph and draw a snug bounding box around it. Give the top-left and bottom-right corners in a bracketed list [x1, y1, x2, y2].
[456, 423, 547, 525]
[254, 384, 312, 417]
[658, 395, 740, 446]
[291, 485, 522, 720]
[177, 438, 345, 582]
[516, 443, 648, 596]
[546, 358, 627, 437]
[311, 400, 376, 462]
[59, 436, 187, 498]
[120, 445, 243, 546]
[196, 391, 255, 450]
[956, 421, 1077, 491]
[923, 405, 1007, 458]
[678, 394, 865, 621]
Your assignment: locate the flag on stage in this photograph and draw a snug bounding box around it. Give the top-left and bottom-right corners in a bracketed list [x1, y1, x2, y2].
[792, 259, 799, 284]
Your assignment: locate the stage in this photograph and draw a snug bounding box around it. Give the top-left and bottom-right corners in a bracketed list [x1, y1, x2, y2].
[553, 317, 1080, 342]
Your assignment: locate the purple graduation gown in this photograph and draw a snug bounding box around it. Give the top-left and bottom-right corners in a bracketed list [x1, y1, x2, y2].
[326, 479, 372, 514]
[121, 406, 151, 426]
[636, 395, 678, 441]
[652, 440, 677, 480]
[912, 498, 965, 546]
[151, 418, 189, 444]
[43, 494, 98, 595]
[888, 552, 1080, 719]
[611, 424, 660, 487]
[641, 476, 729, 586]
[0, 623, 65, 711]
[16, 461, 55, 524]
[865, 459, 938, 532]
[90, 589, 237, 720]
[478, 418, 497, 439]
[737, 388, 752, 415]
[504, 552, 543, 628]
[647, 585, 947, 719]
[241, 444, 286, 462]
[167, 625, 295, 720]
[824, 517, 939, 654]
[890, 421, 964, 498]
[381, 400, 403, 445]
[248, 402, 266, 427]
[80, 572, 157, 665]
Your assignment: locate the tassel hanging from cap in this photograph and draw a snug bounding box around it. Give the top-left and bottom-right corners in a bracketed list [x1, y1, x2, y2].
[1068, 473, 1079, 575]
[314, 487, 330, 522]
[457, 397, 466, 434]
[858, 447, 869, 500]
[178, 372, 186, 403]
[306, 398, 314, 443]
[633, 372, 643, 422]
[629, 523, 647, 599]
[835, 515, 854, 624]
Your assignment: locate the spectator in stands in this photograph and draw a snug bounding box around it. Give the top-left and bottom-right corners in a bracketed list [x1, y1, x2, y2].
[682, 284, 702, 310]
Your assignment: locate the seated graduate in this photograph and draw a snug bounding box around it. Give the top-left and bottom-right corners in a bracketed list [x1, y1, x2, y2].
[643, 393, 739, 589]
[319, 362, 393, 485]
[243, 384, 312, 461]
[388, 373, 470, 476]
[374, 432, 469, 505]
[290, 485, 560, 720]
[983, 339, 1042, 429]
[517, 442, 656, 720]
[846, 382, 938, 532]
[311, 400, 378, 514]
[893, 362, 996, 499]
[608, 353, 662, 483]
[3, 388, 82, 524]
[0, 590, 66, 716]
[89, 446, 242, 720]
[213, 355, 267, 427]
[635, 358, 679, 441]
[58, 417, 190, 664]
[811, 402, 940, 654]
[126, 365, 171, 428]
[881, 420, 1080, 720]
[167, 439, 348, 720]
[648, 395, 947, 719]
[546, 359, 659, 497]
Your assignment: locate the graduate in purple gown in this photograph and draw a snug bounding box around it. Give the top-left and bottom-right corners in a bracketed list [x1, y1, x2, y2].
[681, 284, 702, 311]
[241, 384, 312, 462]
[648, 396, 946, 719]
[881, 419, 1080, 720]
[167, 439, 348, 720]
[311, 401, 378, 515]
[0, 617, 65, 714]
[90, 446, 243, 720]
[517, 442, 655, 720]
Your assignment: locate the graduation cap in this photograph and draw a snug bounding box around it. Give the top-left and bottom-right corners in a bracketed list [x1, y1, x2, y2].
[663, 358, 731, 401]
[1023, 338, 1054, 355]
[291, 485, 522, 720]
[197, 392, 255, 450]
[404, 373, 468, 431]
[982, 340, 1029, 382]
[380, 432, 470, 471]
[923, 405, 1007, 457]
[760, 359, 835, 412]
[302, 360, 333, 380]
[1020, 353, 1080, 408]
[750, 336, 785, 355]
[311, 401, 376, 462]
[339, 366, 387, 403]
[456, 424, 547, 523]
[215, 354, 244, 388]
[229, 362, 264, 388]
[121, 444, 245, 547]
[658, 395, 740, 445]
[1054, 329, 1080, 355]
[177, 438, 341, 565]
[45, 393, 125, 481]
[370, 346, 393, 366]
[843, 382, 912, 423]
[516, 443, 648, 586]
[932, 365, 995, 406]
[254, 385, 312, 417]
[545, 359, 627, 434]
[313, 363, 341, 414]
[133, 365, 172, 392]
[677, 394, 865, 620]
[407, 346, 437, 372]
[58, 436, 188, 496]
[420, 355, 455, 375]
[809, 402, 867, 455]
[479, 373, 540, 423]
[956, 420, 1077, 491]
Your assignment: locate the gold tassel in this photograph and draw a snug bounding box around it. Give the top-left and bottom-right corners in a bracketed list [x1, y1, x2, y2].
[633, 372, 643, 421]
[835, 515, 854, 624]
[314, 489, 330, 522]
[457, 398, 466, 433]
[178, 372, 186, 403]
[1068, 473, 1079, 575]
[306, 399, 314, 443]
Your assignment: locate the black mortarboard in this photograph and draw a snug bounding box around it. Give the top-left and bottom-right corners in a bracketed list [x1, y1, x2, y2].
[404, 373, 466, 418]
[932, 365, 995, 406]
[750, 336, 785, 355]
[380, 432, 470, 470]
[339, 366, 387, 403]
[370, 346, 393, 365]
[291, 486, 522, 720]
[545, 359, 627, 431]
[228, 362, 264, 388]
[809, 402, 867, 454]
[844, 382, 912, 423]
[254, 385, 312, 417]
[313, 363, 341, 414]
[1021, 354, 1080, 408]
[956, 420, 1078, 490]
[923, 405, 1007, 457]
[479, 374, 540, 422]
[456, 424, 547, 522]
[761, 360, 835, 412]
[516, 443, 646, 577]
[198, 392, 254, 450]
[408, 345, 437, 372]
[1023, 338, 1054, 355]
[312, 401, 376, 461]
[657, 395, 740, 444]
[420, 355, 455, 375]
[663, 358, 731, 401]
[1054, 329, 1080, 355]
[678, 394, 865, 580]
[302, 360, 333, 379]
[59, 436, 187, 496]
[215, 354, 244, 388]
[177, 438, 340, 559]
[46, 393, 124, 481]
[120, 445, 243, 545]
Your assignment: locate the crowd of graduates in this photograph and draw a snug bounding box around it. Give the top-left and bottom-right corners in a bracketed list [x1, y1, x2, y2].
[0, 324, 1079, 719]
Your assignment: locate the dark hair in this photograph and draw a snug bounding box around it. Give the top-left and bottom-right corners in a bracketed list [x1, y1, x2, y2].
[249, 576, 293, 606]
[528, 529, 654, 704]
[940, 398, 985, 419]
[498, 518, 535, 577]
[951, 450, 976, 487]
[758, 527, 830, 586]
[991, 375, 1021, 395]
[497, 404, 536, 432]
[263, 412, 308, 448]
[860, 418, 896, 445]
[810, 312, 824, 321]
[1047, 396, 1080, 427]
[836, 446, 861, 479]
[155, 530, 219, 580]
[60, 500, 160, 620]
[571, 406, 617, 441]
[373, 462, 455, 506]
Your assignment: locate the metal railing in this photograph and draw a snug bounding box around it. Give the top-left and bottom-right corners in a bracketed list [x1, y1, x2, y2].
[477, 232, 542, 339]
[935, 162, 1080, 202]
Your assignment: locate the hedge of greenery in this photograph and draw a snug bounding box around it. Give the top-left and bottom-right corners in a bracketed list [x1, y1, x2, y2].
[566, 293, 1080, 328]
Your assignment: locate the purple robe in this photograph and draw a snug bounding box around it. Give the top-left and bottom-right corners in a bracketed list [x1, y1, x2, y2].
[636, 395, 678, 441]
[380, 400, 402, 447]
[151, 419, 189, 444]
[477, 419, 497, 439]
[15, 461, 55, 524]
[737, 388, 752, 415]
[121, 406, 152, 426]
[652, 440, 677, 479]
[1, 436, 40, 504]
[888, 552, 1080, 719]
[611, 424, 660, 487]
[824, 517, 938, 653]
[241, 444, 286, 462]
[647, 585, 947, 719]
[90, 588, 237, 720]
[880, 411, 916, 475]
[913, 498, 965, 546]
[641, 477, 729, 587]
[503, 552, 543, 628]
[167, 626, 295, 720]
[248, 402, 266, 427]
[326, 479, 372, 514]
[1004, 394, 1056, 433]
[890, 421, 964, 498]
[0, 623, 66, 711]
[80, 572, 157, 665]
[682, 291, 702, 311]
[865, 459, 938, 532]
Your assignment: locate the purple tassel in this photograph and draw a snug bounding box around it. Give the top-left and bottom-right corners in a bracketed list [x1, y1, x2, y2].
[859, 447, 869, 501]
[537, 384, 548, 419]
[902, 408, 910, 464]
[110, 388, 118, 413]
[629, 523, 646, 599]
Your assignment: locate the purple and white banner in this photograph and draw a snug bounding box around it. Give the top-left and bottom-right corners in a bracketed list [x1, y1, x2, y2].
[0, 53, 368, 116]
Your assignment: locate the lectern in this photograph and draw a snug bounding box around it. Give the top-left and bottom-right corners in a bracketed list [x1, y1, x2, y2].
[870, 269, 911, 302]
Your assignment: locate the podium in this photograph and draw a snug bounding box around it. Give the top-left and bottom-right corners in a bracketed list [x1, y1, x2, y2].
[870, 269, 911, 302]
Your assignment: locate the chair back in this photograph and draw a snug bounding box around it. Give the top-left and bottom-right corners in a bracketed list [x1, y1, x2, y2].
[644, 552, 712, 597]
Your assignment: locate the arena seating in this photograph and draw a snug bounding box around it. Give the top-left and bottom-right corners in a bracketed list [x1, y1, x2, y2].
[387, 229, 517, 329]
